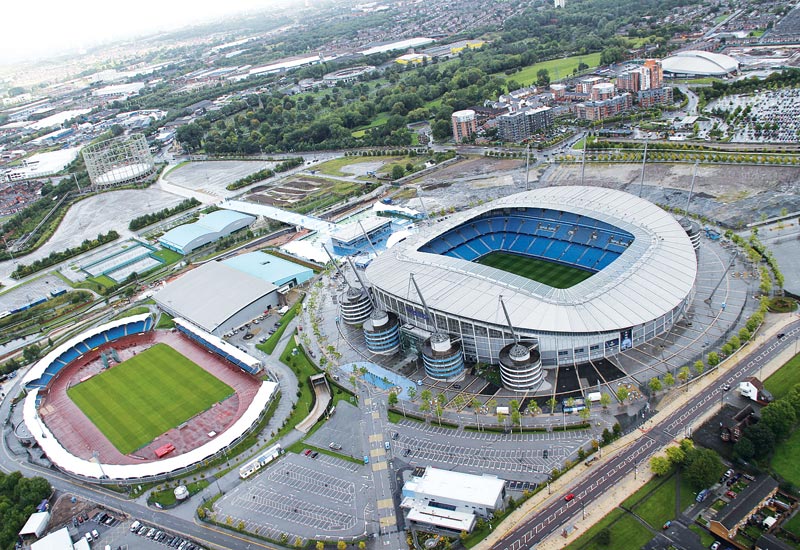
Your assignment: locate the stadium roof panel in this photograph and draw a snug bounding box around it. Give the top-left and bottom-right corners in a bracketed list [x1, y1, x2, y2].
[222, 251, 313, 288]
[154, 262, 277, 332]
[366, 186, 697, 333]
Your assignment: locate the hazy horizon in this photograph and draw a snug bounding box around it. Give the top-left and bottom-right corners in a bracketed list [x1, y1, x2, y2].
[1, 0, 293, 65]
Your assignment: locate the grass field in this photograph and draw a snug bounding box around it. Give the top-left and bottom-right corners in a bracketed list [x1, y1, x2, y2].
[500, 52, 602, 86]
[764, 354, 800, 400]
[566, 508, 652, 550]
[477, 251, 593, 289]
[771, 428, 800, 487]
[67, 343, 233, 455]
[629, 473, 695, 529]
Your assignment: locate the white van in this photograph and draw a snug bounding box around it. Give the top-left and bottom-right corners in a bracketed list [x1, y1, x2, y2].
[130, 520, 141, 532]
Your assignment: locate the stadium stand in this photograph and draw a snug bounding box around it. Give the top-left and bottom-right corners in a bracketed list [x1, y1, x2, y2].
[173, 318, 262, 375]
[23, 314, 154, 390]
[420, 208, 636, 273]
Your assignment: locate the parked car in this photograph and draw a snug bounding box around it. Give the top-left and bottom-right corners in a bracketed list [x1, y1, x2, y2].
[329, 442, 342, 450]
[364, 455, 369, 464]
[91, 530, 99, 539]
[725, 490, 737, 499]
[304, 449, 312, 456]
[710, 542, 721, 550]
[663, 520, 671, 529]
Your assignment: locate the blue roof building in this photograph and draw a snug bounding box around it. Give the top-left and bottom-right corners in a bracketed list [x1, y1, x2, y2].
[159, 210, 255, 255]
[223, 251, 314, 289]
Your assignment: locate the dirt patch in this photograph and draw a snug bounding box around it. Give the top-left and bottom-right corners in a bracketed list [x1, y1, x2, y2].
[340, 160, 386, 176]
[543, 163, 800, 228]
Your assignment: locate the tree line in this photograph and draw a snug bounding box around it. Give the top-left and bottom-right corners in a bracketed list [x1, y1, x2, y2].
[11, 231, 120, 279]
[129, 198, 200, 230]
[0, 471, 52, 550]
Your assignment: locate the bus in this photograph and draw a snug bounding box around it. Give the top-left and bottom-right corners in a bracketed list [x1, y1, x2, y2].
[239, 444, 283, 479]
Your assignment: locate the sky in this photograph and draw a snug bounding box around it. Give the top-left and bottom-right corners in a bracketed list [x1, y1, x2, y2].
[1, 0, 281, 64]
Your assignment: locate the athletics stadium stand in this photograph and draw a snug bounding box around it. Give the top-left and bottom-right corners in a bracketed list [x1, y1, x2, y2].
[173, 317, 262, 375]
[22, 313, 154, 390]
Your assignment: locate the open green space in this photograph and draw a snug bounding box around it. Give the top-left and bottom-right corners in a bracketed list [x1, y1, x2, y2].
[689, 524, 715, 546]
[477, 251, 594, 289]
[566, 508, 653, 550]
[351, 112, 391, 137]
[153, 248, 184, 264]
[67, 343, 233, 454]
[783, 511, 800, 537]
[501, 52, 602, 86]
[630, 473, 695, 529]
[764, 354, 800, 400]
[771, 427, 800, 487]
[111, 306, 150, 320]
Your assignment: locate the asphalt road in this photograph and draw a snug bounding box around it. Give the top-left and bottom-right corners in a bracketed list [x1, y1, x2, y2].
[491, 320, 800, 550]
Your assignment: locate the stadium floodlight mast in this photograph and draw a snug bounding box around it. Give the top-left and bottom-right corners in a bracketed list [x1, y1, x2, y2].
[638, 140, 649, 197]
[409, 273, 446, 341]
[358, 221, 378, 255]
[580, 136, 587, 186]
[322, 244, 353, 288]
[685, 160, 699, 217]
[499, 296, 521, 346]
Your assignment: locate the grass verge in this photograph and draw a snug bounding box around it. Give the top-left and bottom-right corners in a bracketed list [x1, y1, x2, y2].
[565, 508, 652, 550]
[257, 302, 301, 355]
[764, 354, 800, 400]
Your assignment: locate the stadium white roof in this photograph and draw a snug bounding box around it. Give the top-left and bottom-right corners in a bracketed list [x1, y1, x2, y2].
[154, 262, 277, 333]
[366, 186, 697, 334]
[662, 50, 739, 76]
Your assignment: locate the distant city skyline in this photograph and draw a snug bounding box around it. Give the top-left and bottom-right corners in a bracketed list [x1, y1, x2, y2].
[1, 0, 288, 65]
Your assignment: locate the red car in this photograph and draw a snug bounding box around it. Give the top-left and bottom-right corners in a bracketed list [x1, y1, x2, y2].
[304, 449, 312, 456]
[725, 490, 737, 499]
[565, 493, 575, 501]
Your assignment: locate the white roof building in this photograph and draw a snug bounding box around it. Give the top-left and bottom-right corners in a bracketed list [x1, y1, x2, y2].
[662, 51, 739, 77]
[19, 511, 50, 538]
[401, 467, 505, 532]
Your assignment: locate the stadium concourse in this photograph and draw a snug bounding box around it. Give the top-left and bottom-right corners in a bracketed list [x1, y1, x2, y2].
[20, 314, 275, 482]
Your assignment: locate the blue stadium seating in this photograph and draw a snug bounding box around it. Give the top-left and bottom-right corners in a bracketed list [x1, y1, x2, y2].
[469, 239, 491, 256]
[561, 244, 586, 265]
[447, 244, 479, 261]
[85, 334, 106, 350]
[544, 240, 568, 259]
[74, 342, 91, 354]
[105, 326, 126, 341]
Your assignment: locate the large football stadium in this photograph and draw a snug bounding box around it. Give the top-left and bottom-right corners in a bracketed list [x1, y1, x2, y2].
[365, 186, 698, 368]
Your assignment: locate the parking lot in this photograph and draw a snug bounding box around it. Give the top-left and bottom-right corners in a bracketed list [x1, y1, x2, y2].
[391, 420, 593, 479]
[213, 452, 372, 542]
[64, 511, 203, 550]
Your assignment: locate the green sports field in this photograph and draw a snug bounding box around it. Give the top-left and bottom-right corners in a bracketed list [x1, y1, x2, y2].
[67, 343, 233, 455]
[477, 251, 594, 289]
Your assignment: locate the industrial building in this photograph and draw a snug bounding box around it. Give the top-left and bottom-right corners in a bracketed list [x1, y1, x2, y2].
[497, 106, 553, 143]
[222, 251, 314, 290]
[159, 210, 255, 255]
[401, 467, 506, 534]
[155, 252, 313, 335]
[154, 261, 279, 335]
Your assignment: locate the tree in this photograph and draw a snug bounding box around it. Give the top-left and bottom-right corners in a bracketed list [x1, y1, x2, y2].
[391, 164, 405, 180]
[733, 436, 755, 461]
[649, 378, 663, 393]
[707, 352, 720, 367]
[761, 400, 796, 441]
[664, 373, 675, 388]
[471, 397, 482, 410]
[678, 366, 690, 384]
[744, 422, 776, 459]
[509, 399, 520, 413]
[316, 542, 325, 550]
[431, 119, 452, 141]
[338, 541, 347, 550]
[579, 405, 591, 422]
[650, 456, 672, 476]
[536, 68, 550, 87]
[388, 391, 398, 407]
[596, 527, 611, 546]
[600, 393, 612, 409]
[684, 448, 725, 490]
[436, 392, 446, 407]
[407, 387, 417, 401]
[420, 389, 432, 404]
[616, 386, 629, 402]
[665, 445, 686, 466]
[693, 360, 705, 376]
[359, 541, 366, 550]
[547, 397, 558, 414]
[511, 409, 522, 429]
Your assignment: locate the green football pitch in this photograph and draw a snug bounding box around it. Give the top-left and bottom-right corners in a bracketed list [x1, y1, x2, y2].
[477, 251, 594, 289]
[67, 343, 233, 455]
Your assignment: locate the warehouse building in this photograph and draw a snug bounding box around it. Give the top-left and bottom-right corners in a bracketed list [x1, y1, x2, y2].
[222, 251, 314, 290]
[159, 210, 255, 255]
[154, 261, 279, 335]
